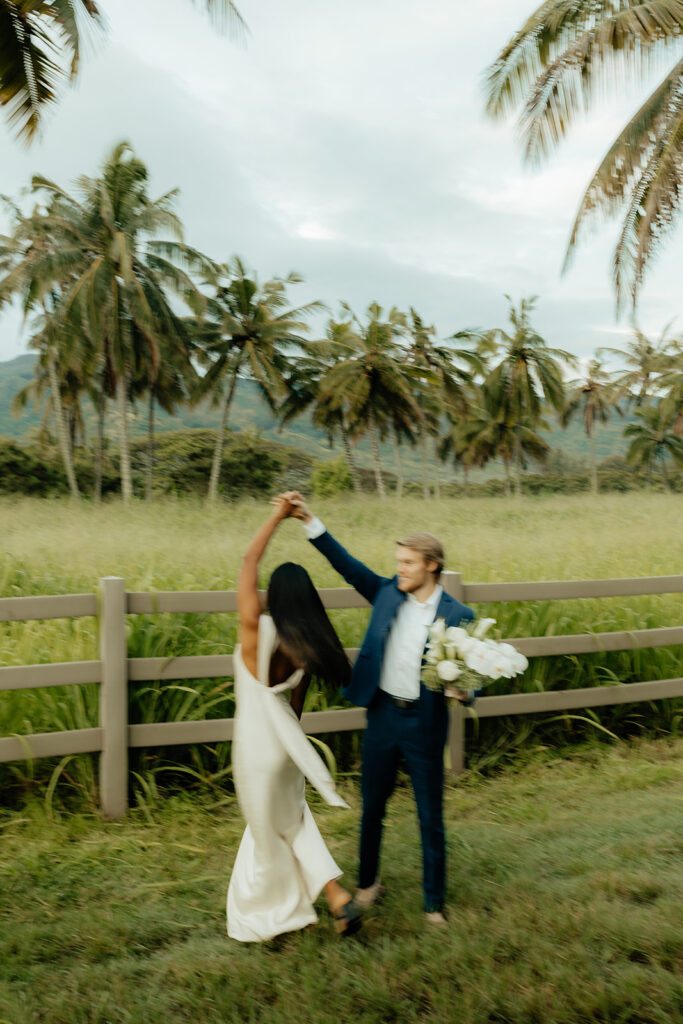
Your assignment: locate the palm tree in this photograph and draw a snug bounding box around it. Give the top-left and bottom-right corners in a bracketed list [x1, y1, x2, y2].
[388, 413, 418, 501]
[316, 304, 420, 498]
[0, 0, 245, 142]
[465, 296, 573, 496]
[80, 349, 117, 502]
[486, 2, 683, 310]
[599, 323, 677, 406]
[560, 360, 622, 493]
[9, 318, 86, 498]
[63, 143, 209, 500]
[278, 346, 364, 495]
[0, 202, 83, 498]
[624, 403, 683, 488]
[458, 381, 551, 496]
[131, 320, 196, 501]
[438, 417, 479, 495]
[197, 258, 321, 501]
[2, 142, 210, 501]
[659, 339, 683, 435]
[405, 308, 474, 500]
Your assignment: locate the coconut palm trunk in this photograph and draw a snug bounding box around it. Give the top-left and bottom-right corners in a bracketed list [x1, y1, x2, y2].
[94, 395, 105, 503]
[514, 434, 523, 498]
[342, 428, 362, 495]
[368, 409, 385, 497]
[432, 436, 441, 501]
[116, 370, 133, 502]
[421, 430, 430, 500]
[47, 352, 80, 499]
[589, 429, 598, 494]
[146, 390, 155, 502]
[67, 407, 77, 461]
[393, 428, 404, 499]
[503, 457, 512, 497]
[208, 371, 239, 502]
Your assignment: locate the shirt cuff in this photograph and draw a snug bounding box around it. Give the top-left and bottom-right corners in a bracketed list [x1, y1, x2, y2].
[302, 516, 326, 540]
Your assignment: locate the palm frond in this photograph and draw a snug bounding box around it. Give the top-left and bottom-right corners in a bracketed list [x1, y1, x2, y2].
[190, 0, 247, 38]
[487, 0, 683, 160]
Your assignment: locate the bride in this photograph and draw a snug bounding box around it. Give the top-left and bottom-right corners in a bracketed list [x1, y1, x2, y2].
[227, 495, 362, 941]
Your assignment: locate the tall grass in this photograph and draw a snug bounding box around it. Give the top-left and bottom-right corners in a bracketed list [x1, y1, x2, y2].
[1, 740, 682, 1024]
[1, 493, 681, 808]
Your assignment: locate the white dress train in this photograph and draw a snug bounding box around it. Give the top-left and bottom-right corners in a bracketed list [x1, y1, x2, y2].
[227, 615, 348, 942]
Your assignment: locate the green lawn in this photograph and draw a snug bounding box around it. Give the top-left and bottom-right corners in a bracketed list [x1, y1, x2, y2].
[1, 739, 682, 1024]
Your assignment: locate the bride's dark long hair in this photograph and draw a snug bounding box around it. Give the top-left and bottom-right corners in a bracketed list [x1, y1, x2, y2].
[267, 563, 351, 689]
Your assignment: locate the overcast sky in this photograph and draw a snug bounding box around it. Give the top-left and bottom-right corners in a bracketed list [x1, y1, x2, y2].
[1, 0, 682, 366]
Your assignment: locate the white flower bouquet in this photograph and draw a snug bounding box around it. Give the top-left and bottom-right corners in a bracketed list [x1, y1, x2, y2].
[422, 617, 528, 700]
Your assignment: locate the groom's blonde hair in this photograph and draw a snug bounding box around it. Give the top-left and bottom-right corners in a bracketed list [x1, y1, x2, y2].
[396, 533, 445, 579]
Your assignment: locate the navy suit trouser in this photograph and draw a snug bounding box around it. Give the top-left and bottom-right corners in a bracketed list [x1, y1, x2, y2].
[359, 691, 446, 912]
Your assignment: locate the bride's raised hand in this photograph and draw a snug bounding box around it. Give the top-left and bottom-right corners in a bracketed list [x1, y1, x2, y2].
[280, 490, 312, 522]
[270, 494, 296, 520]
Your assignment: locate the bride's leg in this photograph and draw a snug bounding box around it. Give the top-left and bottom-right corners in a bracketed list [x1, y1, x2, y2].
[323, 878, 351, 913]
[324, 878, 363, 936]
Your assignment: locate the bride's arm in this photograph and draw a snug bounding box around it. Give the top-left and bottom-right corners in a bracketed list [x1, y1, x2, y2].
[238, 496, 293, 676]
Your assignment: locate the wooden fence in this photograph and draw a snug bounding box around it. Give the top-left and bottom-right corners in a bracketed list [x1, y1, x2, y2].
[1, 571, 682, 819]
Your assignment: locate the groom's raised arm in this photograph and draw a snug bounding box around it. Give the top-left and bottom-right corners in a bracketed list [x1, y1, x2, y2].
[286, 494, 387, 605]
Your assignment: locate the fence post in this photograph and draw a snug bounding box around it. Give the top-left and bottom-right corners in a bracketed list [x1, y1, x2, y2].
[99, 576, 128, 819]
[441, 571, 464, 602]
[448, 701, 465, 776]
[442, 571, 466, 774]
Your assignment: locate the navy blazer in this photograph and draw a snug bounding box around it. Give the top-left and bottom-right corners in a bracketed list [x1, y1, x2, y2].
[310, 530, 475, 742]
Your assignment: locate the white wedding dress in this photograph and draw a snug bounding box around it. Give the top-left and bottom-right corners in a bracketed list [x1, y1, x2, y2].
[227, 615, 349, 942]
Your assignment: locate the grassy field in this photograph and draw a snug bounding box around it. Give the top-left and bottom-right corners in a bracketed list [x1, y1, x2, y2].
[0, 739, 681, 1024]
[3, 491, 683, 590]
[1, 492, 682, 806]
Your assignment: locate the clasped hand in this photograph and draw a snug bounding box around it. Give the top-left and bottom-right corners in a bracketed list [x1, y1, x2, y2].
[270, 491, 311, 522]
[270, 491, 311, 521]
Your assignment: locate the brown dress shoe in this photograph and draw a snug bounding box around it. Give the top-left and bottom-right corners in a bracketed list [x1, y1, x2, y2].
[355, 879, 386, 909]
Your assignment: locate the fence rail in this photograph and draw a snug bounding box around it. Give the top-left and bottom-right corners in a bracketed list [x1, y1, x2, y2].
[1, 571, 682, 817]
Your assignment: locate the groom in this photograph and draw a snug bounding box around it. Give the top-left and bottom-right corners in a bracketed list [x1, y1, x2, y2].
[284, 493, 475, 924]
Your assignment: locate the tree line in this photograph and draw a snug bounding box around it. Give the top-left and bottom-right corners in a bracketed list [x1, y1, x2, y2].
[1, 142, 682, 502]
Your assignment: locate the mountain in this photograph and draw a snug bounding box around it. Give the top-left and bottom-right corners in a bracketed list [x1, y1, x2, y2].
[0, 353, 630, 479]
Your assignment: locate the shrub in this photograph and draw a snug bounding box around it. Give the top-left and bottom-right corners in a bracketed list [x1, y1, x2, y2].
[130, 429, 286, 498]
[310, 457, 353, 497]
[0, 437, 66, 496]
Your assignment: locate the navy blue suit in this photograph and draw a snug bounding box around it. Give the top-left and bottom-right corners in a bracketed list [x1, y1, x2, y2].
[310, 529, 474, 911]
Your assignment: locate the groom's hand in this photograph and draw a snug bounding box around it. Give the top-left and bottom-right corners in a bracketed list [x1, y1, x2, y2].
[270, 494, 297, 520]
[279, 491, 313, 524]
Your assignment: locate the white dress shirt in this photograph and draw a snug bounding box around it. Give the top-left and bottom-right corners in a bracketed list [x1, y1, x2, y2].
[378, 585, 442, 699]
[301, 517, 442, 700]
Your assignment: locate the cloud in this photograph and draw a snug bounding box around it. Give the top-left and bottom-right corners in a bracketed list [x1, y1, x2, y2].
[1, 0, 683, 370]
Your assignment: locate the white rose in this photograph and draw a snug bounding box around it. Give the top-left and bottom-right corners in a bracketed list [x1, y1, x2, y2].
[436, 660, 462, 682]
[460, 637, 484, 669]
[510, 650, 528, 674]
[463, 639, 503, 677]
[445, 626, 469, 647]
[429, 618, 447, 641]
[479, 640, 514, 678]
[427, 640, 444, 663]
[473, 617, 496, 640]
[492, 641, 528, 676]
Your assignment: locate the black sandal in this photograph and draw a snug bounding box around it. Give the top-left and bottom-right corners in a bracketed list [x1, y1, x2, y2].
[332, 898, 363, 937]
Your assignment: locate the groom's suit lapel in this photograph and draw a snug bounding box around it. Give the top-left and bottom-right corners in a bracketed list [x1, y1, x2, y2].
[383, 577, 406, 630]
[435, 590, 454, 622]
